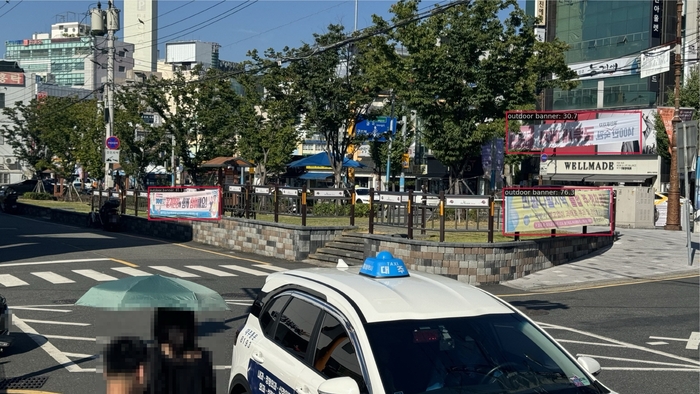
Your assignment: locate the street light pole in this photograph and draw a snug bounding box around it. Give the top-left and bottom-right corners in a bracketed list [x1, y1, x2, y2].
[666, 0, 684, 231]
[385, 90, 395, 191]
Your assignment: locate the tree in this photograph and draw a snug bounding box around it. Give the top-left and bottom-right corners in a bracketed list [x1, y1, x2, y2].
[284, 24, 384, 188]
[68, 98, 105, 185]
[236, 52, 303, 185]
[112, 81, 169, 189]
[384, 0, 578, 192]
[144, 65, 241, 184]
[655, 66, 700, 161]
[1, 98, 53, 181]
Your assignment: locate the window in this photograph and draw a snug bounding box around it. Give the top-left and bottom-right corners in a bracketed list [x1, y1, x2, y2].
[313, 313, 366, 391]
[118, 51, 125, 57]
[274, 297, 321, 360]
[0, 93, 4, 109]
[118, 66, 125, 72]
[259, 295, 290, 337]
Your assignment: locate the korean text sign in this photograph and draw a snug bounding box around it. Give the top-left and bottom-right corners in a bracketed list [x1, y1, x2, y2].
[502, 188, 612, 234]
[147, 186, 221, 221]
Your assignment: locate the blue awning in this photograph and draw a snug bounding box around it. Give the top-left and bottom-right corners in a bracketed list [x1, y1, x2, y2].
[299, 172, 333, 180]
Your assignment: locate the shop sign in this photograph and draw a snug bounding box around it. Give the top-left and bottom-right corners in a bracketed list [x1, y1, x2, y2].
[652, 0, 662, 39]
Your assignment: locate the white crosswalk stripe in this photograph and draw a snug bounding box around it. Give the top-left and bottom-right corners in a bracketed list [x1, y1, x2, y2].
[72, 269, 118, 282]
[253, 264, 288, 272]
[0, 274, 28, 287]
[1, 263, 289, 287]
[220, 265, 270, 276]
[32, 272, 75, 284]
[111, 267, 152, 276]
[149, 266, 200, 278]
[185, 265, 238, 277]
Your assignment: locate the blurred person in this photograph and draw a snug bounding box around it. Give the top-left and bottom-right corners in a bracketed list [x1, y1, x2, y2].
[103, 337, 148, 394]
[146, 308, 215, 394]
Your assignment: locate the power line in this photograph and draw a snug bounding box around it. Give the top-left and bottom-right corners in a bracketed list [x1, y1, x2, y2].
[0, 0, 23, 19]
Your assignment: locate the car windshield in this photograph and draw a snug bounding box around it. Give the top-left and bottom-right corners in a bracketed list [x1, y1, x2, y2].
[364, 314, 608, 394]
[356, 189, 369, 195]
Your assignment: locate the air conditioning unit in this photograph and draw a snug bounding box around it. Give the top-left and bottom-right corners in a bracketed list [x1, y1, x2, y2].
[5, 158, 16, 165]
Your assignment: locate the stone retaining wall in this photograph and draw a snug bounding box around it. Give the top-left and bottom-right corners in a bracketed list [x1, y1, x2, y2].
[354, 233, 614, 285]
[192, 217, 352, 261]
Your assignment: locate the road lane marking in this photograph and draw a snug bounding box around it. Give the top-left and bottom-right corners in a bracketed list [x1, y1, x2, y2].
[649, 335, 693, 342]
[647, 341, 669, 346]
[174, 243, 282, 266]
[109, 258, 138, 268]
[43, 334, 96, 341]
[0, 258, 111, 268]
[186, 265, 238, 277]
[11, 307, 72, 313]
[0, 274, 28, 287]
[220, 265, 269, 276]
[575, 354, 700, 368]
[539, 322, 700, 366]
[12, 315, 83, 372]
[62, 352, 98, 359]
[111, 267, 152, 276]
[22, 319, 90, 326]
[0, 242, 37, 249]
[31, 271, 75, 284]
[555, 339, 626, 348]
[687, 332, 700, 350]
[72, 269, 117, 281]
[214, 366, 232, 370]
[253, 264, 287, 272]
[149, 266, 200, 278]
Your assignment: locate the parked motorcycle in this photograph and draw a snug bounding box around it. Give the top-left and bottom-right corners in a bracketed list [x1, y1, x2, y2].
[0, 192, 19, 214]
[88, 198, 122, 231]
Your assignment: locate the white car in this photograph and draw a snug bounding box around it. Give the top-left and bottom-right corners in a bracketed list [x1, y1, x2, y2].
[228, 252, 616, 394]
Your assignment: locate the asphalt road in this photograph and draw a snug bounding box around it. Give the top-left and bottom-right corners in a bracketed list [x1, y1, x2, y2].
[0, 211, 698, 394]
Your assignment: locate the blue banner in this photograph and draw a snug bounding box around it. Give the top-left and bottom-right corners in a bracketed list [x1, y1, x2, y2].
[247, 360, 295, 394]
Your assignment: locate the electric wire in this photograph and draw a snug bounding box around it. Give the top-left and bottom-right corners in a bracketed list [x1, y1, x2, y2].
[0, 0, 23, 19]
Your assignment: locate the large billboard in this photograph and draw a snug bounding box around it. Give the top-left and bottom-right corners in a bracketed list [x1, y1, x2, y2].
[147, 186, 221, 221]
[502, 187, 613, 236]
[506, 110, 644, 156]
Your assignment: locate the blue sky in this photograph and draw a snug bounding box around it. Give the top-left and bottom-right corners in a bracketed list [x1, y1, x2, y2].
[0, 0, 525, 64]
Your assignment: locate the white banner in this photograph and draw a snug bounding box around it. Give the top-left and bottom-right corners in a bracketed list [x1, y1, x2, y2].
[149, 189, 221, 220]
[512, 114, 641, 150]
[563, 56, 640, 81]
[640, 48, 671, 78]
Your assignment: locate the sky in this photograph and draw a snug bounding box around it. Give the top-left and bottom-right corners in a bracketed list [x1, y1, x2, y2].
[0, 0, 524, 65]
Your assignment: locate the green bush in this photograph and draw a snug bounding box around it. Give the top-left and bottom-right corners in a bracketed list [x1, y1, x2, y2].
[23, 192, 53, 200]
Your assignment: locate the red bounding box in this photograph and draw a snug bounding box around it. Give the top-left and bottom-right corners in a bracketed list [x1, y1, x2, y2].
[505, 110, 643, 156]
[147, 186, 222, 221]
[501, 186, 613, 237]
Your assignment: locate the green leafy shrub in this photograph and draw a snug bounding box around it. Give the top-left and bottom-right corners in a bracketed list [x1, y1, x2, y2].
[23, 192, 53, 200]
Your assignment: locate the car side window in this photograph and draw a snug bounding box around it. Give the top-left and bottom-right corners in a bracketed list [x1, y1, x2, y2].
[313, 313, 367, 392]
[273, 297, 321, 360]
[259, 295, 290, 338]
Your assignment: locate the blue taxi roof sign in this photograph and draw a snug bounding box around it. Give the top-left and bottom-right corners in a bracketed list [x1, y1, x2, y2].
[359, 251, 409, 278]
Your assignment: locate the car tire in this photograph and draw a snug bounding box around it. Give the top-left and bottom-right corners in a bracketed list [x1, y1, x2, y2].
[229, 375, 251, 394]
[356, 199, 363, 204]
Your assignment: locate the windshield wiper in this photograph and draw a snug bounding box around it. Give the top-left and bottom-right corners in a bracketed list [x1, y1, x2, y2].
[524, 354, 567, 378]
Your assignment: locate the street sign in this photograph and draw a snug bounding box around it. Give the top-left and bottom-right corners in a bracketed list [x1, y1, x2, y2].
[541, 153, 548, 162]
[106, 136, 120, 150]
[354, 116, 397, 141]
[676, 121, 698, 172]
[105, 149, 120, 163]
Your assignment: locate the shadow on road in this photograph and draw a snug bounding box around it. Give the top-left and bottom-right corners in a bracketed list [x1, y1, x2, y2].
[508, 300, 570, 311]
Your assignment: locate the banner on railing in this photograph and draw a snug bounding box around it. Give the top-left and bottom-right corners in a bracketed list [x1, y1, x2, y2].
[147, 186, 221, 221]
[502, 187, 612, 235]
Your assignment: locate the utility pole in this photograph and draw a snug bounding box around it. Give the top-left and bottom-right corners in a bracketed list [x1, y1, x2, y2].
[91, 1, 120, 190]
[385, 90, 395, 191]
[399, 115, 407, 192]
[666, 0, 684, 231]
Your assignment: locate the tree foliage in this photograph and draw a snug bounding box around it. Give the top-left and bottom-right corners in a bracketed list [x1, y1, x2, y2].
[381, 0, 578, 190]
[284, 24, 384, 187]
[1, 98, 53, 179]
[144, 65, 241, 184]
[236, 51, 303, 185]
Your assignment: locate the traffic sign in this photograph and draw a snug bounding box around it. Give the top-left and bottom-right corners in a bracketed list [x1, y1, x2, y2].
[541, 154, 548, 162]
[105, 149, 120, 163]
[106, 136, 120, 150]
[354, 116, 397, 142]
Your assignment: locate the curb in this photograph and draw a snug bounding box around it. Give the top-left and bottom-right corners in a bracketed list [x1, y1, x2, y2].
[501, 269, 700, 293]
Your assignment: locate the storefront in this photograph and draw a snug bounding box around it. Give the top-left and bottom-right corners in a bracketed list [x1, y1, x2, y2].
[539, 155, 660, 189]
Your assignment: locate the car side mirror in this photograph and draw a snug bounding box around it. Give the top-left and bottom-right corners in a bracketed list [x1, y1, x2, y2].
[318, 377, 360, 394]
[577, 356, 601, 376]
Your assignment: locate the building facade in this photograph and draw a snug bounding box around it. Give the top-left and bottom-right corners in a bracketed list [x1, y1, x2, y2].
[4, 21, 135, 89]
[123, 0, 158, 72]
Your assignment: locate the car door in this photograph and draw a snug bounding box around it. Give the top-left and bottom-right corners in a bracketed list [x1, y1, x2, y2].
[248, 293, 323, 394]
[294, 311, 370, 394]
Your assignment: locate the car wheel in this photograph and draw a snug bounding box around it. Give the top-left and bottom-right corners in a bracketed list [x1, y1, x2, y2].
[229, 375, 252, 394]
[356, 199, 363, 204]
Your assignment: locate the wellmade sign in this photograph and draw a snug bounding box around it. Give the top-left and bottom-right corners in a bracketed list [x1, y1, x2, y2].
[564, 161, 616, 171]
[548, 156, 658, 175]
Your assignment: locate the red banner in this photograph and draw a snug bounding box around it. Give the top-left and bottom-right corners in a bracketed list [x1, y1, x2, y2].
[0, 72, 25, 86]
